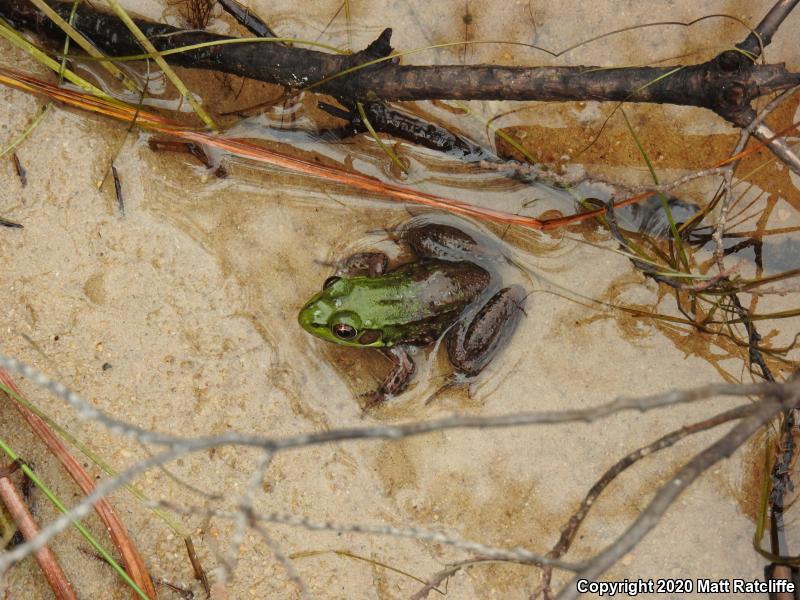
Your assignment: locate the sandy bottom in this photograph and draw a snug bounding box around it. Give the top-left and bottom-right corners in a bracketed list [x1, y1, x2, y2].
[0, 0, 799, 598]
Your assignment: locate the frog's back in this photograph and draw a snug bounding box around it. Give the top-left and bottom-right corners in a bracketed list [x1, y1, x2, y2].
[343, 259, 489, 327]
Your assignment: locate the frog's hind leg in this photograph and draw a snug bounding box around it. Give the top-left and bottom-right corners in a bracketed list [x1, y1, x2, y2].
[363, 345, 416, 410]
[406, 223, 504, 262]
[446, 285, 526, 376]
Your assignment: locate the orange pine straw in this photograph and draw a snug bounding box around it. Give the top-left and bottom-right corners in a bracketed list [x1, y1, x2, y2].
[0, 368, 157, 599]
[0, 475, 78, 600]
[0, 66, 796, 231]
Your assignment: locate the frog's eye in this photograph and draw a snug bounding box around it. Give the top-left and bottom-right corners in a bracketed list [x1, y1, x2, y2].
[332, 323, 357, 340]
[323, 276, 341, 290]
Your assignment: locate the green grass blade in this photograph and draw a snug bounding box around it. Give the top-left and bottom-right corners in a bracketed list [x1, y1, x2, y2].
[57, 0, 80, 84]
[0, 18, 110, 98]
[103, 0, 218, 130]
[0, 104, 49, 159]
[343, 0, 352, 52]
[29, 0, 140, 92]
[72, 36, 347, 62]
[0, 435, 150, 600]
[619, 107, 690, 270]
[0, 381, 188, 538]
[356, 101, 407, 175]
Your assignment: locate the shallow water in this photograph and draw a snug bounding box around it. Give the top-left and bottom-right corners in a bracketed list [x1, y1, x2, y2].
[0, 0, 799, 598]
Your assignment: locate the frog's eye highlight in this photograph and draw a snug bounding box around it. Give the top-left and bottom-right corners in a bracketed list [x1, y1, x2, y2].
[323, 276, 341, 290]
[333, 323, 357, 340]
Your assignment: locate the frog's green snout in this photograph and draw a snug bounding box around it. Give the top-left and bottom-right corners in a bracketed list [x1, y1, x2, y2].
[298, 293, 384, 348]
[297, 294, 329, 336]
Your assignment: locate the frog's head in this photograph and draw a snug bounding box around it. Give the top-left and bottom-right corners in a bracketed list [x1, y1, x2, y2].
[298, 276, 386, 348]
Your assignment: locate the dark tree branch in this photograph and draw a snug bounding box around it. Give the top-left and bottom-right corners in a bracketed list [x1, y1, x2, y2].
[3, 0, 799, 130]
[738, 0, 800, 58]
[0, 0, 395, 87]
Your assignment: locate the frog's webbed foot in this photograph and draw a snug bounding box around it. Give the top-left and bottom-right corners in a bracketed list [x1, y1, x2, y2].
[334, 252, 388, 278]
[446, 285, 526, 376]
[362, 345, 416, 410]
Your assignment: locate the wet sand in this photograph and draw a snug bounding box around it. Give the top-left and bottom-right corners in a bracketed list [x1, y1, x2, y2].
[0, 1, 798, 597]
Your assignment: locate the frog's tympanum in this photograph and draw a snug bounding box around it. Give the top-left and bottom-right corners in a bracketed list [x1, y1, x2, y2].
[298, 221, 525, 408]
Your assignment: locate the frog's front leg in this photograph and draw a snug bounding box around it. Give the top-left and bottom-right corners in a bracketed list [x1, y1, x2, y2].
[324, 252, 388, 290]
[335, 252, 388, 278]
[364, 345, 416, 409]
[446, 285, 526, 376]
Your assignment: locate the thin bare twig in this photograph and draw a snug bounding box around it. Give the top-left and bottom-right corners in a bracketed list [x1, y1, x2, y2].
[216, 0, 277, 38]
[149, 499, 579, 569]
[557, 392, 795, 600]
[411, 557, 516, 600]
[751, 122, 800, 172]
[737, 0, 800, 57]
[222, 450, 273, 581]
[713, 84, 800, 269]
[531, 401, 760, 600]
[184, 536, 211, 595]
[0, 351, 797, 593]
[0, 353, 786, 450]
[251, 523, 313, 600]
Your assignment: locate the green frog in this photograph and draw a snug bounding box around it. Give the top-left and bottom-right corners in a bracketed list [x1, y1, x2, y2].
[298, 221, 526, 408]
